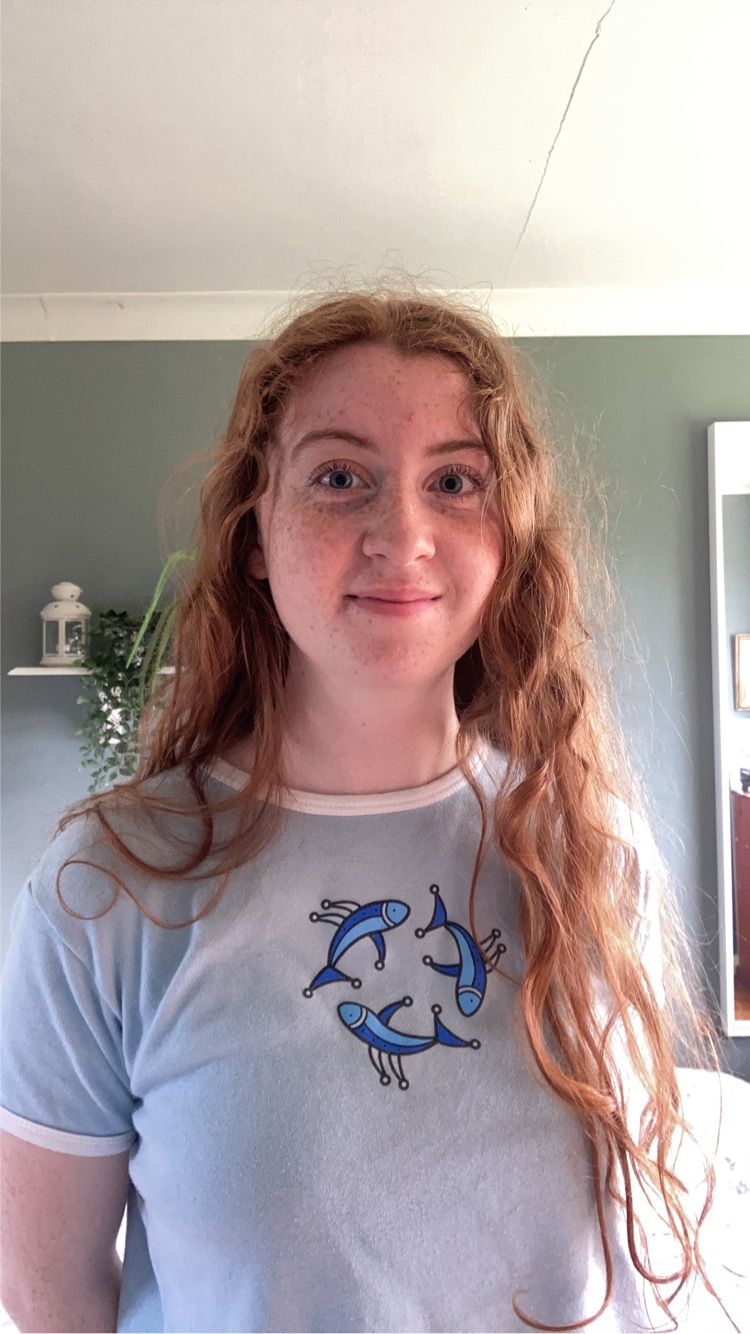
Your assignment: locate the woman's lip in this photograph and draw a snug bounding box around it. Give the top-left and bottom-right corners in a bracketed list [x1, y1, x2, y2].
[347, 593, 441, 602]
[347, 595, 440, 617]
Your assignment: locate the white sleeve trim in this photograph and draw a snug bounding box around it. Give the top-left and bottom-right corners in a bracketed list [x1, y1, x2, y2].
[0, 1105, 136, 1156]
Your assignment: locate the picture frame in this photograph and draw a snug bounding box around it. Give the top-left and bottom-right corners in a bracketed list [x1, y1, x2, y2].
[735, 633, 750, 711]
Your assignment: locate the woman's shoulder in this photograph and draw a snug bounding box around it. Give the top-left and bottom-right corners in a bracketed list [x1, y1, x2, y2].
[45, 763, 204, 852]
[25, 763, 220, 938]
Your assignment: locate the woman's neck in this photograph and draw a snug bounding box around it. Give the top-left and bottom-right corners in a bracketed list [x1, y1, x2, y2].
[277, 716, 461, 795]
[281, 658, 463, 794]
[223, 667, 463, 795]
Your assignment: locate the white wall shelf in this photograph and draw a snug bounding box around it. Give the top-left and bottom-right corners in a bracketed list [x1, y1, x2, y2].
[8, 666, 90, 675]
[8, 666, 175, 676]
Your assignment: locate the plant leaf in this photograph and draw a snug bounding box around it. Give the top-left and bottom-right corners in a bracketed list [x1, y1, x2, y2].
[126, 549, 194, 668]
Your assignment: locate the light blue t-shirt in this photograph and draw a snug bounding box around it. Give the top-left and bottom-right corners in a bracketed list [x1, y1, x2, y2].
[1, 743, 677, 1332]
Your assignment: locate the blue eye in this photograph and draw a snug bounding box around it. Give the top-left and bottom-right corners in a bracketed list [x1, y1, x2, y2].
[438, 472, 464, 495]
[310, 461, 366, 491]
[328, 469, 356, 489]
[434, 466, 487, 497]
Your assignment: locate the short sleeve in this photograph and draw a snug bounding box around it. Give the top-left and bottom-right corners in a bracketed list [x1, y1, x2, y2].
[0, 872, 137, 1156]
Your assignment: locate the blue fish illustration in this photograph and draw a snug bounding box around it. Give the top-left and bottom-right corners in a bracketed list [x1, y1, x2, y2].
[415, 883, 506, 1016]
[304, 898, 410, 997]
[337, 996, 480, 1089]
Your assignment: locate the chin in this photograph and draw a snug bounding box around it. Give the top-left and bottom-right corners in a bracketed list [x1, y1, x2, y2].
[348, 655, 457, 685]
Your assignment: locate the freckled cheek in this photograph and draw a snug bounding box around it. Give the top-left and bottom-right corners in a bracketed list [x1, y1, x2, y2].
[268, 512, 348, 604]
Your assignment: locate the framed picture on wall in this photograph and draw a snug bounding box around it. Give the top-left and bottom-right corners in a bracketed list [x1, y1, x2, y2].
[736, 634, 750, 711]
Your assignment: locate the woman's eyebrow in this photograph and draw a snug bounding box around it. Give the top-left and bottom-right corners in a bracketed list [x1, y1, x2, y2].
[290, 428, 489, 462]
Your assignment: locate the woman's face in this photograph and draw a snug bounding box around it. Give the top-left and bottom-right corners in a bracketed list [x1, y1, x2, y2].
[249, 342, 503, 694]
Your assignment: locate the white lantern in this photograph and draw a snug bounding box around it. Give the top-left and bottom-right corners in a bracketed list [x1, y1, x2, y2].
[40, 582, 91, 667]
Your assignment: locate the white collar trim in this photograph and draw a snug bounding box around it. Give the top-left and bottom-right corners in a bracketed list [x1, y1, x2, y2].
[208, 739, 493, 816]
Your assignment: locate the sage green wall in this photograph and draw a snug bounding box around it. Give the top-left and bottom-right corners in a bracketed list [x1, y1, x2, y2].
[2, 337, 749, 1078]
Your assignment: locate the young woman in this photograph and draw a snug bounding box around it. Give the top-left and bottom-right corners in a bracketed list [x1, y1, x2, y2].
[0, 285, 732, 1333]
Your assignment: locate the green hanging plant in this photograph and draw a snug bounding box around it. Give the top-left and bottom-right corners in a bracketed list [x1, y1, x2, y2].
[75, 610, 157, 793]
[74, 552, 195, 793]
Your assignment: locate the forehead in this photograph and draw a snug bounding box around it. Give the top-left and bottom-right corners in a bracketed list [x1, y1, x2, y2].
[278, 343, 474, 440]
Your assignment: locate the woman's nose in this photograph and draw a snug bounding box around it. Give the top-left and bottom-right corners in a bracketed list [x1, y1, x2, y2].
[360, 492, 435, 562]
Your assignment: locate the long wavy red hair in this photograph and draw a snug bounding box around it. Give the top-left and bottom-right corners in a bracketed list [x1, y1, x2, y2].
[57, 279, 731, 1331]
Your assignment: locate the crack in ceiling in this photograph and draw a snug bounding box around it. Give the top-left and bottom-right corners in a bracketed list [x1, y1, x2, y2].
[504, 0, 618, 284]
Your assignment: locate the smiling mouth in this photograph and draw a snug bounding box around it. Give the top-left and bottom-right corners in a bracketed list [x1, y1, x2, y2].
[345, 594, 441, 616]
[347, 594, 441, 604]
[346, 596, 441, 606]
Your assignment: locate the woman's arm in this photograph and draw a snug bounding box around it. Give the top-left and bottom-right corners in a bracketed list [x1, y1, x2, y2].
[0, 1131, 129, 1333]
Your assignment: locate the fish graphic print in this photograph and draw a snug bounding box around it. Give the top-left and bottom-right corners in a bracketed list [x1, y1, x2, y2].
[415, 883, 507, 1016]
[304, 885, 506, 1091]
[303, 898, 410, 996]
[337, 996, 480, 1091]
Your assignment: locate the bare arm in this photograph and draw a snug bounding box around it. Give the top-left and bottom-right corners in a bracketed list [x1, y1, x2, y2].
[0, 1129, 130, 1333]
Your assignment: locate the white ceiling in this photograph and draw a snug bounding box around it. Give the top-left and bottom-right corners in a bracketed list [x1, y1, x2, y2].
[2, 0, 749, 339]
